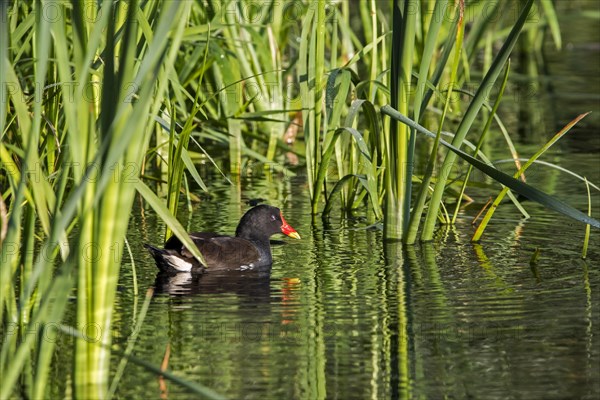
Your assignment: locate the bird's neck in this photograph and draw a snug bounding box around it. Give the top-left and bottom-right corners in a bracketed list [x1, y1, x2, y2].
[238, 231, 272, 265]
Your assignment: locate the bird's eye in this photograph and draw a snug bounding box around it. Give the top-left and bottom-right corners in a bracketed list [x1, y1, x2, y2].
[270, 214, 277, 221]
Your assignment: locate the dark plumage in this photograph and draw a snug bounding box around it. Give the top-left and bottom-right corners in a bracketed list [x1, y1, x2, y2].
[145, 205, 300, 274]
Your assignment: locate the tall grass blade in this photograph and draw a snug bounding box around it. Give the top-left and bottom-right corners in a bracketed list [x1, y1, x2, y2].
[404, 2, 464, 244]
[493, 159, 600, 192]
[56, 324, 226, 400]
[540, 0, 562, 49]
[472, 112, 591, 241]
[135, 180, 206, 265]
[381, 106, 600, 230]
[452, 60, 511, 224]
[0, 0, 7, 141]
[321, 69, 353, 212]
[421, 0, 534, 241]
[314, 127, 376, 217]
[303, 0, 327, 213]
[582, 178, 591, 259]
[463, 2, 503, 61]
[164, 89, 207, 240]
[298, 5, 316, 199]
[107, 288, 154, 399]
[0, 262, 75, 399]
[418, 15, 460, 119]
[386, 0, 417, 239]
[406, 0, 449, 230]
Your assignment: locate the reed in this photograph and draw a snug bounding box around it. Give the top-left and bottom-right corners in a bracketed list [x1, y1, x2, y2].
[384, 0, 416, 239]
[404, 1, 465, 244]
[472, 112, 591, 241]
[295, 0, 591, 242]
[175, 0, 586, 243]
[1, 1, 596, 398]
[1, 1, 209, 397]
[380, 105, 600, 230]
[582, 178, 591, 259]
[419, 0, 533, 240]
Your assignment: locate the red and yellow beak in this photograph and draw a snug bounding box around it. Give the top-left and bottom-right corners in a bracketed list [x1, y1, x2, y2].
[280, 212, 301, 239]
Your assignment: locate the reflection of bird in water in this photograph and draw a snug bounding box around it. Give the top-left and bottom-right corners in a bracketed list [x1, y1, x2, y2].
[280, 277, 301, 325]
[152, 269, 273, 303]
[152, 270, 303, 327]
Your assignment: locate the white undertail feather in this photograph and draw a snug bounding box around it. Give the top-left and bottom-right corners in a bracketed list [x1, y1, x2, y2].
[164, 254, 193, 272]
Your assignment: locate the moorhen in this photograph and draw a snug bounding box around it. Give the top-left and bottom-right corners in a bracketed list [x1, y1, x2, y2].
[145, 205, 300, 274]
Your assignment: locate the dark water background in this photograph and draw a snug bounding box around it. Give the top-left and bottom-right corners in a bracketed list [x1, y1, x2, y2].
[49, 5, 599, 400]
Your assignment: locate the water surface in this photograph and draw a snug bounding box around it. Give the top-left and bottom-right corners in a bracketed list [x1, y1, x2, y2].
[49, 6, 600, 399]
